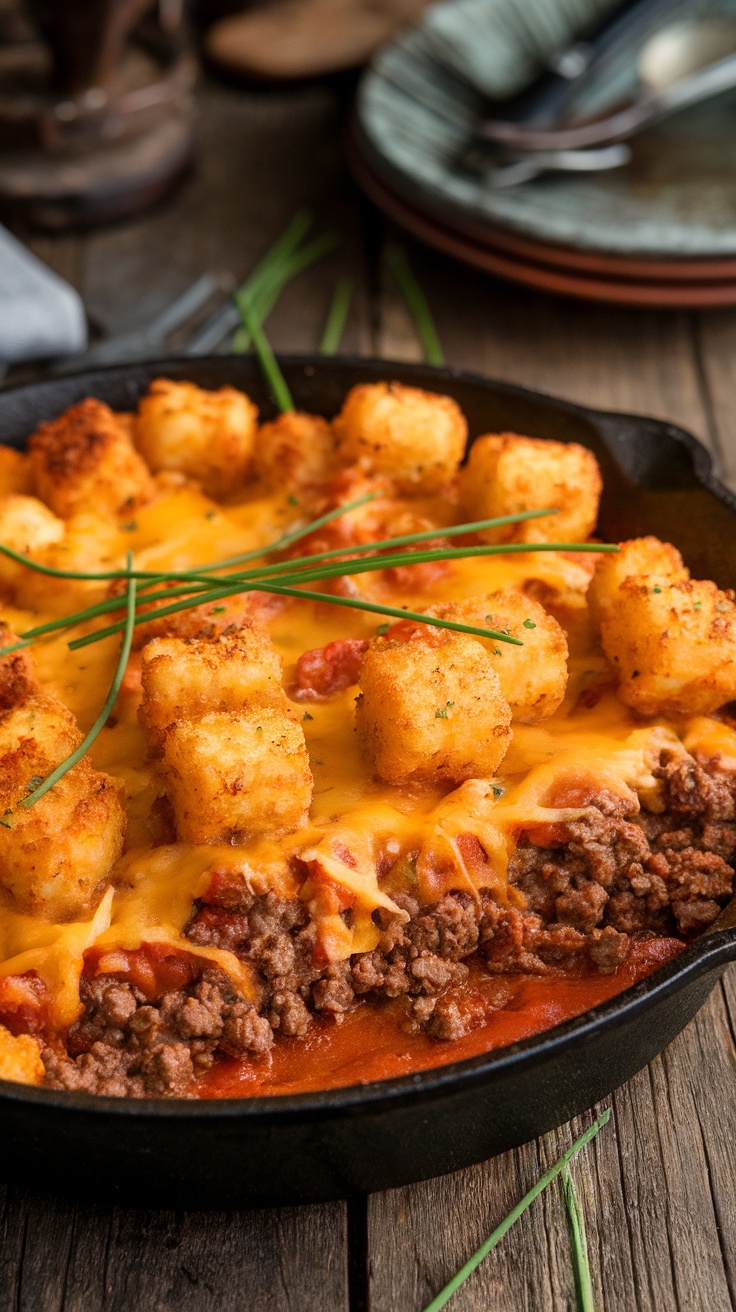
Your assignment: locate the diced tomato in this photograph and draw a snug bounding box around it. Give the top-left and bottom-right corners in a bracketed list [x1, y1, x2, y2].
[382, 559, 452, 590]
[120, 651, 143, 695]
[201, 867, 250, 909]
[0, 972, 48, 1035]
[456, 832, 491, 878]
[293, 638, 369, 700]
[87, 944, 200, 1001]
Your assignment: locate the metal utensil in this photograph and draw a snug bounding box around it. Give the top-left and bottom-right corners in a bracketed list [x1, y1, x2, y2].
[477, 16, 736, 153]
[52, 273, 234, 374]
[463, 141, 631, 186]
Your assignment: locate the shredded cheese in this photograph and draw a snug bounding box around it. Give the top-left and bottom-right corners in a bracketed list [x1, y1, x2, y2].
[1, 478, 733, 1004]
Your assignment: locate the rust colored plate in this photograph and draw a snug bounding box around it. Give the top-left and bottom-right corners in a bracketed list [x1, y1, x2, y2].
[350, 142, 736, 308]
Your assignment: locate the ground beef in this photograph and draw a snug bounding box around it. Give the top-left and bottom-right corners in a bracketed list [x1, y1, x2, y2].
[42, 750, 736, 1097]
[42, 969, 272, 1099]
[509, 756, 736, 950]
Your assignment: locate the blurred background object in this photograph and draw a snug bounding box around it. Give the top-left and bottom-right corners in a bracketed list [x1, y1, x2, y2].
[203, 0, 431, 84]
[0, 0, 196, 228]
[0, 222, 86, 372]
[351, 0, 736, 305]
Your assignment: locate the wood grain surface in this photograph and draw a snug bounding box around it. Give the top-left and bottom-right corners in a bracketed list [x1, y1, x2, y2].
[4, 77, 735, 1312]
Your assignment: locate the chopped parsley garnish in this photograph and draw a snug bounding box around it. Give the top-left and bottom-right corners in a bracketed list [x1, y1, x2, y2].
[693, 601, 702, 611]
[209, 605, 227, 615]
[205, 509, 217, 520]
[493, 649, 502, 657]
[288, 495, 299, 507]
[121, 520, 138, 533]
[25, 776, 43, 794]
[377, 623, 390, 635]
[522, 618, 536, 629]
[652, 586, 662, 594]
[303, 711, 314, 721]
[492, 784, 504, 798]
[435, 700, 454, 719]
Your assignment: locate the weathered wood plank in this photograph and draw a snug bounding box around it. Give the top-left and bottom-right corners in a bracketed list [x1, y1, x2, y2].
[23, 80, 372, 356]
[367, 981, 736, 1312]
[376, 237, 715, 450]
[690, 311, 736, 487]
[0, 1186, 348, 1312]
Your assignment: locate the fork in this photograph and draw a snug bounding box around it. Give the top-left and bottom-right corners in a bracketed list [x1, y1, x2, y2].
[52, 273, 240, 374]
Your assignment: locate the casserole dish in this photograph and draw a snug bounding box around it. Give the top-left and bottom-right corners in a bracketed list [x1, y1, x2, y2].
[0, 353, 734, 1207]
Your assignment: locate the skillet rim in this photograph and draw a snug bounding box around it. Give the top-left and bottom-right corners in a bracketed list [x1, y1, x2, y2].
[0, 351, 735, 1120]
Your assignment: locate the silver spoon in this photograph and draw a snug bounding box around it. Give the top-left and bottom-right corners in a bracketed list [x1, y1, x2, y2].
[477, 16, 736, 153]
[464, 142, 631, 187]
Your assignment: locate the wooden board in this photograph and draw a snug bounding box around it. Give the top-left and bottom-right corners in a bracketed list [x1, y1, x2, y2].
[6, 74, 736, 1312]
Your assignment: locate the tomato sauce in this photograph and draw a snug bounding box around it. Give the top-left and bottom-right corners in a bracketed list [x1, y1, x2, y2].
[199, 938, 683, 1099]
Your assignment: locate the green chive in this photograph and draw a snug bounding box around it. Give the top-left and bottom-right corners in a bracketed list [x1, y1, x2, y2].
[0, 492, 380, 589]
[388, 251, 444, 366]
[232, 237, 336, 352]
[239, 299, 294, 412]
[20, 556, 138, 808]
[563, 1165, 596, 1312]
[421, 1110, 611, 1312]
[61, 536, 619, 654]
[230, 210, 312, 353]
[68, 579, 523, 652]
[1, 535, 616, 660]
[319, 278, 354, 355]
[232, 223, 338, 353]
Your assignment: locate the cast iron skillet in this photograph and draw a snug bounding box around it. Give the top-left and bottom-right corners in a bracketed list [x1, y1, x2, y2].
[0, 355, 735, 1208]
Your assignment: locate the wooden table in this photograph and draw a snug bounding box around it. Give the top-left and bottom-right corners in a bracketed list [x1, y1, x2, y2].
[4, 78, 736, 1312]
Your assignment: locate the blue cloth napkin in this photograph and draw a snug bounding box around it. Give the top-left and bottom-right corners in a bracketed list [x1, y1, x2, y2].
[0, 225, 87, 365]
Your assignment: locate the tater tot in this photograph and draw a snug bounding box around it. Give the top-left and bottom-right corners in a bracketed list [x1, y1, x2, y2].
[356, 631, 512, 785]
[136, 378, 258, 497]
[587, 536, 689, 625]
[0, 622, 37, 712]
[425, 591, 568, 723]
[0, 446, 32, 497]
[139, 628, 284, 755]
[0, 694, 126, 920]
[600, 577, 736, 716]
[333, 382, 467, 493]
[458, 433, 601, 544]
[161, 706, 312, 842]
[0, 494, 64, 596]
[28, 398, 155, 519]
[254, 411, 337, 493]
[0, 1024, 43, 1085]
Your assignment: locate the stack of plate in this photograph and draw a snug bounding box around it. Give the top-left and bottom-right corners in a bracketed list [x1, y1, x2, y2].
[350, 3, 736, 306]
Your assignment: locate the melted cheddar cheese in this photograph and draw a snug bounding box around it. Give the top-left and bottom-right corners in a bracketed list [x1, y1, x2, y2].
[2, 388, 735, 1085]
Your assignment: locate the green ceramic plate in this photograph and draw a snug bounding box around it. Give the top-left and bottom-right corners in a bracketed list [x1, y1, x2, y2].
[357, 0, 736, 259]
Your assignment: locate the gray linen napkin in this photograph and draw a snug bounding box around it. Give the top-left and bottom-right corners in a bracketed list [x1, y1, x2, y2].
[0, 225, 87, 364]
